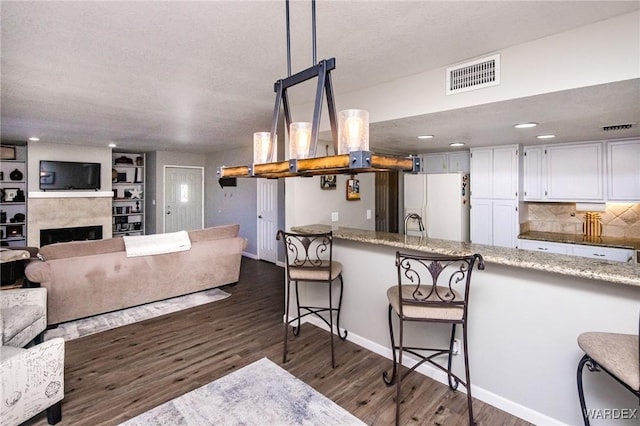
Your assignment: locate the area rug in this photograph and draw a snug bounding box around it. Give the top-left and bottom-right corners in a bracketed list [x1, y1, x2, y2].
[120, 357, 365, 426]
[44, 288, 230, 342]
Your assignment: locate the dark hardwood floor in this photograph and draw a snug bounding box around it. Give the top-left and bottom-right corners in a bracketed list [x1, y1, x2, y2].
[28, 257, 531, 425]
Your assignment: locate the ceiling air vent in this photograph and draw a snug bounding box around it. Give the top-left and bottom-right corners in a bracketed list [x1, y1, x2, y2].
[602, 123, 633, 131]
[447, 54, 500, 95]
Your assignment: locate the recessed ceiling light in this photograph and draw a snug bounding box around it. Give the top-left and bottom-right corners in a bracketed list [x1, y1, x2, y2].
[417, 135, 434, 139]
[449, 142, 465, 147]
[108, 143, 117, 148]
[514, 122, 538, 129]
[28, 137, 40, 142]
[537, 134, 556, 139]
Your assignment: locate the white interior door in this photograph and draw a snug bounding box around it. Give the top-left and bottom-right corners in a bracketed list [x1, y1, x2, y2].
[164, 166, 204, 233]
[257, 178, 277, 263]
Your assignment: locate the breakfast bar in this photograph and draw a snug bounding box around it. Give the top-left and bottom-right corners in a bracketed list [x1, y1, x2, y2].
[291, 224, 640, 426]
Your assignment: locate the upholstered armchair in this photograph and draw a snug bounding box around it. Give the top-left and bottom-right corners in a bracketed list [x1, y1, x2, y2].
[0, 337, 65, 426]
[0, 287, 47, 347]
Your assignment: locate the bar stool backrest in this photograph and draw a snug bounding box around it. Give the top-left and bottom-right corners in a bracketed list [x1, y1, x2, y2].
[277, 231, 334, 281]
[395, 251, 485, 321]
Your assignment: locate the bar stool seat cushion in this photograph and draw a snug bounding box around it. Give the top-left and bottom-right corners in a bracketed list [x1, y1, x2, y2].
[288, 260, 343, 281]
[577, 331, 639, 391]
[387, 285, 464, 321]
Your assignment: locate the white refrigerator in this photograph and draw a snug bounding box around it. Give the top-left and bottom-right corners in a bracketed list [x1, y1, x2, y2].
[403, 173, 470, 242]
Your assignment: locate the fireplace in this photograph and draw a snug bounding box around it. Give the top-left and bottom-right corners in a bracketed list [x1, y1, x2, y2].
[40, 226, 103, 247]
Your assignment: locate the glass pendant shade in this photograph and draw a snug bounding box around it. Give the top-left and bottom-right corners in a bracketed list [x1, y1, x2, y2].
[253, 132, 276, 164]
[338, 109, 369, 154]
[289, 122, 313, 159]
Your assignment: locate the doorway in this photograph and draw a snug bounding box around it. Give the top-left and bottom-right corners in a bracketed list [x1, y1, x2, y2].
[257, 178, 278, 263]
[375, 171, 399, 233]
[163, 166, 204, 233]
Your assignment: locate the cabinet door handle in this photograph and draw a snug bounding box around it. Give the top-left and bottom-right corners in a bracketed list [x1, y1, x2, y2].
[593, 253, 605, 257]
[538, 247, 548, 251]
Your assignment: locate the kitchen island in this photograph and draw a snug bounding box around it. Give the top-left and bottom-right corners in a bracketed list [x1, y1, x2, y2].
[291, 224, 639, 425]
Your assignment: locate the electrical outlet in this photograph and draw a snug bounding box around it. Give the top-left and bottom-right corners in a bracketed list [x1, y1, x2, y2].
[452, 338, 460, 355]
[331, 212, 339, 222]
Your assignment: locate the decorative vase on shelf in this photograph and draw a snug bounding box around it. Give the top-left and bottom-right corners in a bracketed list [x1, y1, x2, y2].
[9, 169, 23, 181]
[14, 189, 25, 202]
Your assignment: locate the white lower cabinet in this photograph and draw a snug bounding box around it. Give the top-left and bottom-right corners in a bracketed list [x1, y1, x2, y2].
[518, 239, 635, 262]
[517, 239, 569, 254]
[569, 245, 635, 263]
[471, 199, 518, 248]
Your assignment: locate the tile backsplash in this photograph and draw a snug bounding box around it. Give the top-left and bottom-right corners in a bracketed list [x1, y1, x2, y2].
[525, 202, 640, 239]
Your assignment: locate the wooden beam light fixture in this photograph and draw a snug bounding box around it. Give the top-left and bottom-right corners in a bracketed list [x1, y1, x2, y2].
[217, 0, 420, 180]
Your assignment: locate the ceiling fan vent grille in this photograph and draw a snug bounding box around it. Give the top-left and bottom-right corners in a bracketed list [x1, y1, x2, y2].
[447, 54, 500, 95]
[602, 123, 633, 131]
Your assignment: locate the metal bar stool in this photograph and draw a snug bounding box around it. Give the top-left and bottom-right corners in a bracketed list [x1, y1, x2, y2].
[576, 314, 639, 425]
[382, 251, 484, 425]
[277, 230, 348, 368]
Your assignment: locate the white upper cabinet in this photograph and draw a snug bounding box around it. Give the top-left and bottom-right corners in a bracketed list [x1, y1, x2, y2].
[523, 141, 606, 202]
[546, 142, 604, 201]
[447, 151, 470, 173]
[523, 146, 545, 200]
[470, 148, 493, 198]
[422, 151, 470, 174]
[423, 153, 447, 173]
[470, 145, 518, 199]
[492, 146, 519, 199]
[607, 139, 640, 201]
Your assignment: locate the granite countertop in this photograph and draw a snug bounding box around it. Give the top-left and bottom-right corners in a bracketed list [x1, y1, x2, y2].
[292, 224, 640, 288]
[518, 231, 640, 251]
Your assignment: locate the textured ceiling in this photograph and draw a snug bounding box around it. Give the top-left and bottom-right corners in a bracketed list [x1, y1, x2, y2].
[1, 1, 639, 154]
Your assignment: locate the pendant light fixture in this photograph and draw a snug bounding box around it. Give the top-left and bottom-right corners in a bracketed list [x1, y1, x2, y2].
[217, 0, 419, 179]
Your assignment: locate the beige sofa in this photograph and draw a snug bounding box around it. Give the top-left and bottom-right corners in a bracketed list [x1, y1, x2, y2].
[25, 224, 246, 326]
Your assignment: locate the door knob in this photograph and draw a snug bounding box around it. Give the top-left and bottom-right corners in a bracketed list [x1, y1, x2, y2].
[258, 215, 263, 219]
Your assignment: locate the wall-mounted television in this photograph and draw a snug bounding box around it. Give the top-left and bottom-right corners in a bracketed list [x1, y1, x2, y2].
[39, 160, 101, 190]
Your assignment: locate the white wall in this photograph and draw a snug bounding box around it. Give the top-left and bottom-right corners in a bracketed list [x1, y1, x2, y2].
[285, 173, 376, 231]
[313, 239, 640, 425]
[27, 142, 112, 193]
[206, 146, 259, 255]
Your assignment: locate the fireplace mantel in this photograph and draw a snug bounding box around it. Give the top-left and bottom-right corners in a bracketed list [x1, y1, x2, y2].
[29, 191, 113, 199]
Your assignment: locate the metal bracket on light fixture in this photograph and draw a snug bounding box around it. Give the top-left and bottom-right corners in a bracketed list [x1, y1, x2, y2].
[216, 0, 421, 179]
[271, 57, 338, 159]
[269, 0, 338, 160]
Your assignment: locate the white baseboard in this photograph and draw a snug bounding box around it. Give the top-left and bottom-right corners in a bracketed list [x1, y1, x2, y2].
[299, 316, 567, 426]
[242, 251, 259, 260]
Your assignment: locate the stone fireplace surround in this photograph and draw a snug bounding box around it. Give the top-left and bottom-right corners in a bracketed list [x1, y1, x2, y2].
[27, 193, 113, 247]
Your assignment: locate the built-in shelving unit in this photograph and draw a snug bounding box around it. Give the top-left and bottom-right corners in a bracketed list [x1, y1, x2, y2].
[0, 144, 27, 247]
[112, 152, 145, 236]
